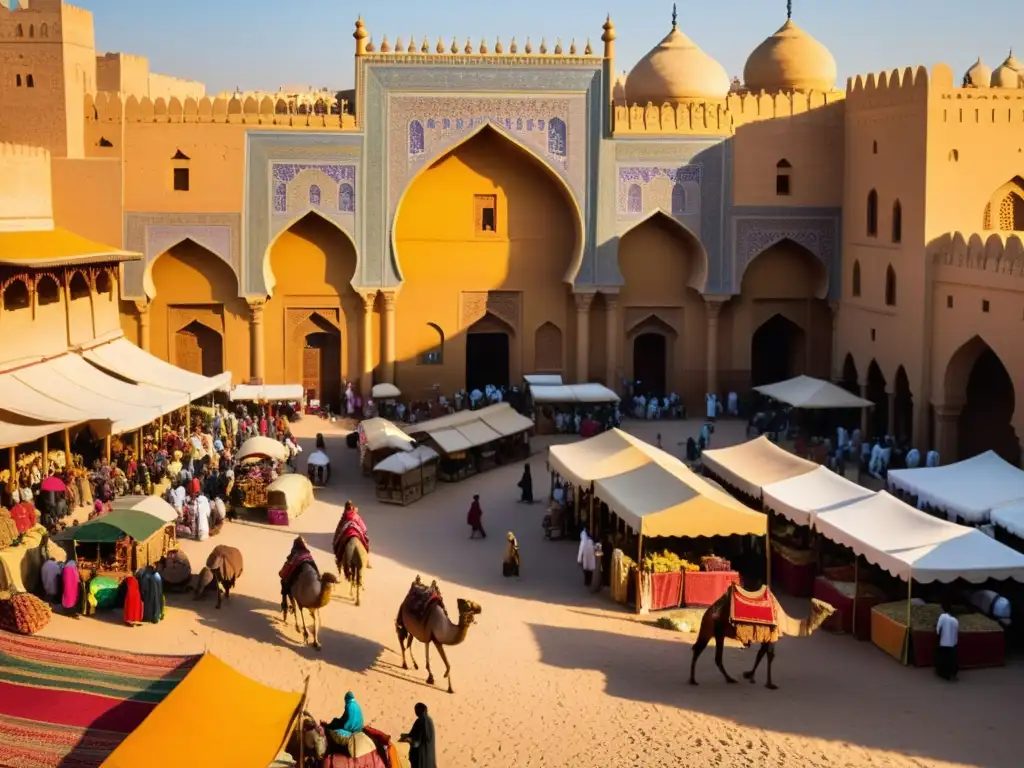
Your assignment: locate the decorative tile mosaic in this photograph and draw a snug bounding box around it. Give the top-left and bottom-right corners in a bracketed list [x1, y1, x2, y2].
[732, 214, 841, 298]
[616, 164, 703, 217]
[271, 162, 357, 215]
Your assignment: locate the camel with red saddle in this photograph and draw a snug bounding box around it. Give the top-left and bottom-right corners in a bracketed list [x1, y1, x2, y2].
[689, 584, 834, 690]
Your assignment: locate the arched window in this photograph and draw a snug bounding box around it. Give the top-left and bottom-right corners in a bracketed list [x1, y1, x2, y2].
[998, 191, 1024, 231]
[15, 24, 23, 38]
[15, 74, 21, 87]
[626, 184, 642, 214]
[872, 140, 878, 154]
[547, 117, 567, 157]
[69, 272, 90, 300]
[419, 323, 444, 364]
[408, 120, 425, 155]
[339, 183, 354, 213]
[2, 279, 30, 311]
[36, 275, 60, 306]
[885, 264, 897, 306]
[28, 24, 34, 38]
[852, 260, 862, 298]
[40, 23, 48, 38]
[775, 159, 791, 196]
[275, 99, 288, 114]
[867, 189, 878, 236]
[891, 199, 902, 243]
[671, 183, 686, 215]
[95, 270, 113, 296]
[26, 75, 34, 88]
[427, 118, 435, 129]
[308, 184, 321, 206]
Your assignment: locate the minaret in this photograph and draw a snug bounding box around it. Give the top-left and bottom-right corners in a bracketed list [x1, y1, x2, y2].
[354, 17, 368, 56]
[602, 15, 617, 135]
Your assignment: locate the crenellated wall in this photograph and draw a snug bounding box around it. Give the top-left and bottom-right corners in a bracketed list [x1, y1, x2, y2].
[0, 142, 53, 231]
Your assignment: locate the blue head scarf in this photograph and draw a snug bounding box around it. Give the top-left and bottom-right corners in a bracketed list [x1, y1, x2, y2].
[340, 691, 364, 734]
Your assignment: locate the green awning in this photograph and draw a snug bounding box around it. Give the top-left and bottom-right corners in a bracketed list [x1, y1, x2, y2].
[72, 509, 168, 543]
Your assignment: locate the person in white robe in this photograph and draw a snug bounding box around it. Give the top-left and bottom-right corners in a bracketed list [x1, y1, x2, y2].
[727, 391, 739, 416]
[345, 383, 355, 416]
[905, 448, 921, 468]
[195, 495, 211, 541]
[171, 484, 186, 513]
[926, 450, 940, 467]
[577, 530, 597, 587]
[869, 442, 884, 478]
[212, 497, 226, 526]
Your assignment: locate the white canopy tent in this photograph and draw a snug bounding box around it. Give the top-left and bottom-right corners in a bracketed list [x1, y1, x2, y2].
[110, 495, 178, 523]
[761, 466, 874, 527]
[405, 402, 532, 442]
[236, 436, 288, 463]
[374, 445, 439, 474]
[814, 491, 1024, 584]
[887, 451, 1024, 524]
[0, 416, 76, 450]
[229, 384, 304, 402]
[992, 503, 1024, 539]
[371, 383, 401, 399]
[701, 436, 817, 498]
[524, 374, 563, 387]
[754, 375, 873, 409]
[530, 383, 620, 404]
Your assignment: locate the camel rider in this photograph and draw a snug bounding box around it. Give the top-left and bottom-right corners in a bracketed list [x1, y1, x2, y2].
[339, 501, 371, 568]
[279, 536, 318, 612]
[325, 691, 365, 756]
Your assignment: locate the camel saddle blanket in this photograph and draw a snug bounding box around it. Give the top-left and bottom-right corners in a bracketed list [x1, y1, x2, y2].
[280, 551, 317, 583]
[404, 582, 446, 625]
[333, 521, 370, 554]
[728, 585, 777, 627]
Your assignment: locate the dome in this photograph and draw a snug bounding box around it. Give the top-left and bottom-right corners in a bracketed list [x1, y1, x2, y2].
[743, 19, 837, 93]
[991, 53, 1023, 88]
[625, 22, 730, 105]
[963, 58, 991, 87]
[612, 72, 627, 104]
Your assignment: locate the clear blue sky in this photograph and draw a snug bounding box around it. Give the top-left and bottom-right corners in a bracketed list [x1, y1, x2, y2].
[76, 0, 1019, 94]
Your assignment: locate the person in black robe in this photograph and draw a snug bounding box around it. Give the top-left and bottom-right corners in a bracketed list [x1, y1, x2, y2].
[517, 463, 534, 504]
[137, 566, 164, 623]
[400, 702, 436, 768]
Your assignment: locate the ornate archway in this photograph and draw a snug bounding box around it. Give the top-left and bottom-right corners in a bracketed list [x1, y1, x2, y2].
[618, 210, 710, 296]
[466, 311, 514, 391]
[628, 314, 677, 397]
[866, 360, 887, 439]
[944, 336, 1018, 464]
[840, 353, 859, 396]
[750, 314, 806, 387]
[175, 320, 223, 377]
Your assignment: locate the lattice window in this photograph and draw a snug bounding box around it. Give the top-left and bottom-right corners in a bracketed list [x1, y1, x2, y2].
[547, 117, 567, 157]
[983, 202, 993, 230]
[339, 183, 354, 213]
[999, 192, 1023, 231]
[671, 184, 686, 215]
[309, 184, 321, 206]
[627, 184, 642, 214]
[408, 120, 425, 155]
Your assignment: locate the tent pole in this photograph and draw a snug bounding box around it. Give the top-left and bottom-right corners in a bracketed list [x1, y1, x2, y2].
[903, 578, 913, 665]
[574, 485, 580, 532]
[765, 510, 772, 587]
[7, 446, 14, 480]
[635, 531, 644, 615]
[297, 675, 311, 767]
[104, 435, 111, 463]
[589, 482, 595, 537]
[186, 403, 191, 433]
[851, 557, 859, 636]
[158, 414, 163, 442]
[63, 427, 71, 457]
[42, 434, 48, 464]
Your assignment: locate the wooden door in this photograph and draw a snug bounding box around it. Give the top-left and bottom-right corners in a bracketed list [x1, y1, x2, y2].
[303, 346, 320, 401]
[176, 330, 203, 374]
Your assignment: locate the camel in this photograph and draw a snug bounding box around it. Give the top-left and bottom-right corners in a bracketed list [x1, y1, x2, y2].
[336, 536, 367, 607]
[395, 578, 482, 694]
[283, 563, 338, 650]
[193, 545, 243, 609]
[285, 711, 327, 766]
[689, 585, 835, 690]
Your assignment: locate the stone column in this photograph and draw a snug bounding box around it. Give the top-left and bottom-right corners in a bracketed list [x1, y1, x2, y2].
[828, 301, 840, 381]
[247, 298, 266, 383]
[574, 292, 595, 383]
[134, 300, 151, 353]
[933, 404, 961, 463]
[381, 291, 397, 384]
[604, 292, 619, 390]
[860, 384, 870, 437]
[887, 391, 897, 437]
[359, 291, 376, 397]
[704, 296, 727, 396]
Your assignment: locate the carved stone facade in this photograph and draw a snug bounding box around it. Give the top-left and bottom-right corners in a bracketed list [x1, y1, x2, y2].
[461, 290, 521, 332]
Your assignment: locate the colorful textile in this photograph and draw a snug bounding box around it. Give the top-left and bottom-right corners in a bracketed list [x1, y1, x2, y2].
[402, 581, 445, 625]
[334, 521, 370, 555]
[729, 585, 777, 626]
[123, 576, 143, 624]
[279, 551, 316, 583]
[0, 633, 197, 768]
[61, 562, 80, 610]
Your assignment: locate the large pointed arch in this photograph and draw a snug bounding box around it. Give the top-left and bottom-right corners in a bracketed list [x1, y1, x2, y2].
[144, 238, 240, 301]
[390, 121, 585, 285]
[740, 236, 829, 299]
[261, 208, 359, 297]
[618, 209, 710, 292]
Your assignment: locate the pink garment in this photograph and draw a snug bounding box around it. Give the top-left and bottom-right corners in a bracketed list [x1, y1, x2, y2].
[61, 563, 80, 610]
[260, 418, 268, 435]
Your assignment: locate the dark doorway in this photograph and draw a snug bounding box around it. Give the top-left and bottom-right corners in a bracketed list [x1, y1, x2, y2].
[303, 329, 341, 411]
[175, 321, 223, 377]
[840, 353, 859, 396]
[866, 360, 888, 439]
[958, 348, 1019, 465]
[750, 314, 804, 387]
[466, 332, 510, 391]
[894, 366, 913, 444]
[633, 333, 667, 397]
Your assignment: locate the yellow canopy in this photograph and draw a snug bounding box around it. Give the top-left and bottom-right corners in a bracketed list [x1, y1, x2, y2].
[548, 428, 667, 486]
[0, 226, 140, 268]
[701, 435, 817, 498]
[102, 654, 303, 768]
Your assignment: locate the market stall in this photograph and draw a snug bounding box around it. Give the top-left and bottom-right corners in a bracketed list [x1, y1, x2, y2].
[754, 375, 874, 409]
[701, 435, 817, 503]
[887, 450, 1024, 525]
[233, 436, 287, 509]
[814, 491, 1024, 665]
[373, 445, 439, 505]
[0, 525, 66, 593]
[266, 474, 314, 525]
[761, 466, 874, 597]
[229, 383, 304, 403]
[358, 417, 415, 475]
[992, 503, 1024, 552]
[110, 495, 178, 523]
[57, 509, 176, 580]
[529, 383, 620, 435]
[407, 403, 532, 480]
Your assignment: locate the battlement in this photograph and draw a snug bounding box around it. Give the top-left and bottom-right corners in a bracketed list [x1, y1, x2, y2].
[0, 141, 54, 232]
[0, 141, 49, 158]
[612, 89, 844, 136]
[930, 230, 1024, 277]
[846, 65, 930, 109]
[0, 1, 94, 48]
[85, 92, 358, 131]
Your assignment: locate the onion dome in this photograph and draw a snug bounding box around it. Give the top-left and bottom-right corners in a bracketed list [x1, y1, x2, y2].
[743, 18, 837, 93]
[991, 52, 1023, 88]
[625, 11, 730, 105]
[963, 58, 992, 87]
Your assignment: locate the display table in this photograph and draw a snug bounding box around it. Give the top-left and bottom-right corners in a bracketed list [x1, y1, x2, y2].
[910, 628, 1005, 669]
[649, 571, 684, 611]
[870, 607, 908, 663]
[684, 570, 740, 607]
[813, 577, 886, 641]
[770, 545, 816, 597]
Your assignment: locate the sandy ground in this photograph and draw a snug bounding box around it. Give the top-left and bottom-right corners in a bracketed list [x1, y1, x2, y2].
[35, 417, 1023, 768]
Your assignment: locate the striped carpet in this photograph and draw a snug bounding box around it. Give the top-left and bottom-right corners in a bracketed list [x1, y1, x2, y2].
[0, 631, 199, 768]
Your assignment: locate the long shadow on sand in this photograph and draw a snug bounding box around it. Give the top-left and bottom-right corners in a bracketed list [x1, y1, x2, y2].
[181, 590, 384, 673]
[528, 622, 1021, 768]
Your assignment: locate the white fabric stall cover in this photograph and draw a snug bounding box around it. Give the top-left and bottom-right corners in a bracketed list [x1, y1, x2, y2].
[110, 495, 179, 522]
[82, 335, 231, 399]
[754, 375, 873, 409]
[371, 383, 401, 399]
[761, 466, 874, 527]
[992, 503, 1024, 539]
[49, 354, 188, 412]
[814, 491, 1024, 584]
[530, 384, 620, 404]
[887, 451, 1024, 524]
[524, 374, 563, 386]
[374, 446, 439, 474]
[230, 384, 304, 402]
[0, 417, 75, 450]
[0, 371, 92, 423]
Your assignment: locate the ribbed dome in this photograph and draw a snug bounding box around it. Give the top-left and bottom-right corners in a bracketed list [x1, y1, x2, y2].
[743, 19, 836, 93]
[991, 53, 1023, 88]
[625, 23, 730, 105]
[963, 58, 992, 87]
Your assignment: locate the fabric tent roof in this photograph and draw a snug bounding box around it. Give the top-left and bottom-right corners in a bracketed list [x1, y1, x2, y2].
[814, 491, 1024, 583]
[68, 509, 167, 543]
[374, 445, 439, 474]
[406, 402, 509, 434]
[992, 503, 1024, 538]
[110, 495, 178, 523]
[0, 226, 140, 268]
[530, 383, 620, 404]
[524, 374, 563, 386]
[229, 384, 304, 402]
[549, 428, 668, 487]
[408, 403, 531, 445]
[101, 653, 303, 768]
[887, 451, 1024, 524]
[762, 466, 874, 526]
[371, 383, 401, 399]
[477, 406, 533, 437]
[0, 370, 90, 423]
[47, 353, 189, 413]
[428, 428, 472, 454]
[0, 415, 74, 450]
[360, 417, 415, 453]
[754, 375, 873, 409]
[81, 335, 231, 400]
[701, 436, 818, 497]
[236, 436, 287, 462]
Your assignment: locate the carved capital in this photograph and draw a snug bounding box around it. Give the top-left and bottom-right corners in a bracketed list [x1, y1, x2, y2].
[381, 291, 398, 311]
[134, 300, 150, 317]
[601, 290, 619, 310]
[703, 294, 729, 320]
[574, 291, 596, 312]
[358, 290, 377, 313]
[247, 298, 266, 321]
